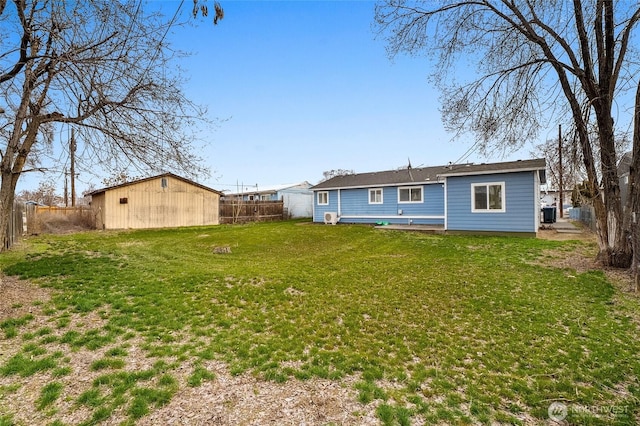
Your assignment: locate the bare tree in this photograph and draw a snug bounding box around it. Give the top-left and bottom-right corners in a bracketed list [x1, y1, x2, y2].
[375, 0, 640, 267]
[0, 0, 221, 249]
[100, 171, 143, 188]
[193, 0, 225, 24]
[16, 178, 62, 206]
[534, 126, 630, 202]
[322, 169, 355, 182]
[533, 134, 581, 203]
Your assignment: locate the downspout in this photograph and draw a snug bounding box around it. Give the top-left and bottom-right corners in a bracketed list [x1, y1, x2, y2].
[534, 170, 541, 232]
[442, 176, 448, 230]
[338, 189, 342, 217]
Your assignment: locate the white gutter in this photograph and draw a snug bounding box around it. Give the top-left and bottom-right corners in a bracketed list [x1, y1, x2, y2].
[312, 181, 442, 192]
[438, 166, 545, 178]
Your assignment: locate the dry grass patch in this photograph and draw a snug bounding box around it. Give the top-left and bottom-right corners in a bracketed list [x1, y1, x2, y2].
[138, 362, 379, 426]
[0, 275, 51, 321]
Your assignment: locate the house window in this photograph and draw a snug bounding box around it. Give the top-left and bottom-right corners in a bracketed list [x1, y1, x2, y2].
[317, 191, 329, 205]
[472, 182, 505, 212]
[161, 177, 168, 188]
[398, 186, 423, 203]
[369, 188, 383, 204]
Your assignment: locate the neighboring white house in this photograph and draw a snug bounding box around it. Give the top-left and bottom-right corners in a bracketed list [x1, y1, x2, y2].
[618, 151, 632, 206]
[227, 182, 313, 218]
[540, 189, 572, 217]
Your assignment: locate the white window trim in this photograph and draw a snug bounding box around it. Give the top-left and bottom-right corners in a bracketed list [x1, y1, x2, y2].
[317, 191, 329, 205]
[471, 182, 506, 213]
[398, 186, 423, 204]
[369, 188, 383, 204]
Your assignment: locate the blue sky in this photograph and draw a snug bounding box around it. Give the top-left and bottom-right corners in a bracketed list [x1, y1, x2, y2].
[18, 0, 540, 195]
[172, 0, 524, 194]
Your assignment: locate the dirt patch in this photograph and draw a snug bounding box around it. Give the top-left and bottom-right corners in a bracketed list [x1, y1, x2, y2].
[537, 228, 639, 295]
[537, 226, 597, 242]
[535, 225, 600, 275]
[536, 243, 599, 274]
[138, 364, 379, 426]
[0, 275, 52, 321]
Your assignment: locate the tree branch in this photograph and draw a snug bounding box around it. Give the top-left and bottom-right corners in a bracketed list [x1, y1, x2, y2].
[0, 0, 30, 84]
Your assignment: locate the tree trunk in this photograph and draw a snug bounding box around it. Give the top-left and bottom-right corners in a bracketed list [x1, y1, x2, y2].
[0, 171, 19, 250]
[626, 79, 640, 288]
[571, 106, 629, 267]
[592, 1, 633, 268]
[593, 116, 632, 268]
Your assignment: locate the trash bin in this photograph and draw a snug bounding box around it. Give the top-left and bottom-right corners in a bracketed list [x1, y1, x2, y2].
[542, 206, 557, 223]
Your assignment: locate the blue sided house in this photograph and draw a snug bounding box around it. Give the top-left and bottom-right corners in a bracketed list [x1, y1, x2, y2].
[311, 158, 547, 236]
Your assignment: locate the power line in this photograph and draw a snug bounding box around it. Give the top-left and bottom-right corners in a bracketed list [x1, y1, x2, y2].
[452, 140, 480, 165]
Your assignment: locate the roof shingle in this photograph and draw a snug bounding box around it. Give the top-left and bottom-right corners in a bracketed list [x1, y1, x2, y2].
[311, 158, 546, 190]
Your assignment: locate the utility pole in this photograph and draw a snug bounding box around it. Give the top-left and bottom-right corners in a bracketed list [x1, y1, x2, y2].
[70, 128, 77, 207]
[64, 168, 68, 207]
[558, 124, 564, 218]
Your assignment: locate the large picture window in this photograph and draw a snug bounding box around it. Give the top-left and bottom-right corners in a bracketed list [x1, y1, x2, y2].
[317, 191, 329, 205]
[398, 186, 423, 203]
[472, 182, 505, 212]
[369, 188, 383, 204]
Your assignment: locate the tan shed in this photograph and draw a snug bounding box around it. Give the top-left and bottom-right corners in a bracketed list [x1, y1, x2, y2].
[89, 173, 222, 230]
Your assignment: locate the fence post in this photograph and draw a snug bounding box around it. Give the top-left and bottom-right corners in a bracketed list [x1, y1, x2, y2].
[5, 201, 25, 250]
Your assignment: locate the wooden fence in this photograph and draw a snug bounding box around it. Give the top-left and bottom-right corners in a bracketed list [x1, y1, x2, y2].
[0, 200, 281, 248]
[5, 201, 25, 249]
[219, 200, 284, 224]
[25, 205, 93, 234]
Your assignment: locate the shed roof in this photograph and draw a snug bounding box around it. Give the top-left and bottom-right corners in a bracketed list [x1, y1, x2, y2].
[89, 173, 223, 196]
[311, 158, 546, 190]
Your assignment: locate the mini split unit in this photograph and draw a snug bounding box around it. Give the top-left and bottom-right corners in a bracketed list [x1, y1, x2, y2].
[323, 212, 338, 225]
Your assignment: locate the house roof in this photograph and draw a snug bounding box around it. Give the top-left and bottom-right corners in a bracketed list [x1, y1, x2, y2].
[437, 158, 546, 177]
[88, 173, 223, 196]
[311, 158, 546, 190]
[227, 181, 311, 196]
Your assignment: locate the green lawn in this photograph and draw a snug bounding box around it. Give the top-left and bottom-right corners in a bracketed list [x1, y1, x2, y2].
[0, 220, 639, 425]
